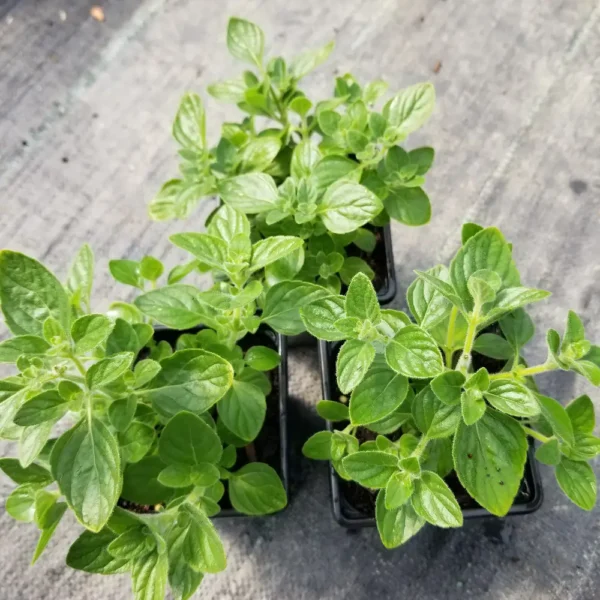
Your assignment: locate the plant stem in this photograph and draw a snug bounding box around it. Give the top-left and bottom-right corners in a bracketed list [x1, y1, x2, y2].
[489, 362, 557, 380]
[445, 306, 459, 368]
[412, 435, 430, 459]
[522, 426, 551, 444]
[70, 355, 86, 378]
[456, 306, 480, 374]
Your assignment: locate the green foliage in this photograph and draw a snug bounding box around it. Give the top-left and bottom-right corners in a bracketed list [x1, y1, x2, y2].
[0, 246, 287, 599]
[149, 17, 436, 296]
[302, 224, 600, 550]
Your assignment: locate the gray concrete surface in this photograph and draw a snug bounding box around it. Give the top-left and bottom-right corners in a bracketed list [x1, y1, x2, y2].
[1, 0, 600, 598]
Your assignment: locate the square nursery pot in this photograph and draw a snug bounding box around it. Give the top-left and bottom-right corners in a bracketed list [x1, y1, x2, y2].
[142, 325, 289, 518]
[317, 339, 543, 528]
[287, 224, 397, 348]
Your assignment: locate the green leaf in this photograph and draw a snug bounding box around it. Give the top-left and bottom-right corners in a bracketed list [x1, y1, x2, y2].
[342, 451, 398, 488]
[218, 380, 266, 442]
[311, 156, 360, 195]
[134, 360, 162, 388]
[119, 422, 156, 463]
[158, 464, 195, 488]
[413, 269, 463, 310]
[467, 271, 499, 305]
[86, 352, 134, 389]
[14, 390, 68, 426]
[430, 371, 465, 406]
[499, 308, 535, 349]
[170, 233, 228, 270]
[109, 259, 141, 288]
[472, 333, 514, 359]
[408, 147, 435, 175]
[555, 458, 596, 510]
[50, 418, 121, 532]
[135, 285, 215, 330]
[385, 325, 444, 378]
[145, 349, 233, 417]
[453, 410, 527, 516]
[67, 243, 94, 311]
[345, 272, 380, 323]
[0, 335, 50, 363]
[412, 385, 460, 437]
[159, 411, 222, 466]
[250, 236, 304, 273]
[562, 310, 585, 350]
[229, 463, 287, 515]
[173, 92, 205, 151]
[132, 550, 169, 600]
[140, 256, 164, 282]
[208, 204, 251, 243]
[32, 500, 68, 564]
[318, 180, 383, 234]
[72, 314, 114, 354]
[207, 78, 246, 102]
[122, 456, 171, 505]
[290, 40, 334, 78]
[375, 489, 425, 549]
[566, 395, 595, 434]
[300, 295, 346, 341]
[561, 433, 600, 461]
[316, 400, 349, 422]
[383, 82, 435, 135]
[262, 281, 333, 336]
[535, 439, 561, 465]
[67, 529, 130, 575]
[219, 173, 279, 213]
[461, 389, 486, 425]
[317, 110, 341, 136]
[537, 395, 575, 447]
[0, 251, 70, 336]
[167, 526, 204, 600]
[238, 137, 281, 172]
[302, 431, 333, 459]
[484, 380, 540, 417]
[483, 287, 551, 324]
[0, 458, 53, 486]
[109, 397, 137, 432]
[461, 223, 483, 244]
[350, 363, 408, 425]
[336, 339, 375, 394]
[407, 265, 452, 330]
[449, 228, 520, 312]
[411, 470, 462, 527]
[384, 187, 431, 226]
[227, 17, 264, 66]
[385, 471, 413, 510]
[108, 527, 154, 559]
[244, 346, 280, 371]
[20, 421, 54, 467]
[6, 484, 37, 521]
[291, 141, 321, 179]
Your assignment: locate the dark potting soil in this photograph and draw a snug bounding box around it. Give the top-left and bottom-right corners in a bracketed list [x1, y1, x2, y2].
[328, 327, 535, 519]
[119, 327, 283, 515]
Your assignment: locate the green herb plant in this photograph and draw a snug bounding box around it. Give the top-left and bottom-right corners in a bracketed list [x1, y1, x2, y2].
[149, 17, 436, 294]
[301, 225, 600, 548]
[0, 245, 287, 600]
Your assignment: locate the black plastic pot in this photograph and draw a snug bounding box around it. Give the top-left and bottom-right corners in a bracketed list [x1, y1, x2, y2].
[317, 339, 543, 528]
[150, 325, 289, 518]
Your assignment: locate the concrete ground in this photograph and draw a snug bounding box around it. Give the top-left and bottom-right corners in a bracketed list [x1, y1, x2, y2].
[1, 0, 599, 598]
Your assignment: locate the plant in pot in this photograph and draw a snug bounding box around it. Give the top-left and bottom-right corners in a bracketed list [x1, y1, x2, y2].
[0, 244, 288, 599]
[301, 224, 600, 547]
[148, 16, 438, 303]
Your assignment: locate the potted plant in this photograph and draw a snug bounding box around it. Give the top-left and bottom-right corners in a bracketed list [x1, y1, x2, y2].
[0, 244, 289, 599]
[148, 17, 438, 305]
[302, 224, 600, 546]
